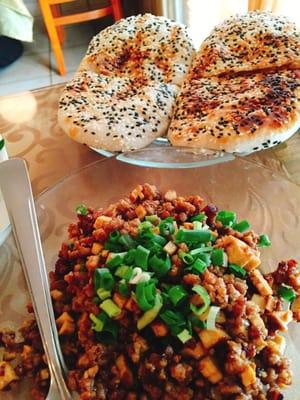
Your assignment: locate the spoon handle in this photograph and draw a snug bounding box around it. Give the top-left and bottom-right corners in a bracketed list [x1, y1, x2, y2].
[0, 158, 72, 400]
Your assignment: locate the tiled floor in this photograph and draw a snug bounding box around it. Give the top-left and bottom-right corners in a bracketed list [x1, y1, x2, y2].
[0, 1, 114, 96]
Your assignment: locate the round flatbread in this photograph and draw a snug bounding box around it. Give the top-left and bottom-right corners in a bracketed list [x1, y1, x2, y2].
[192, 12, 300, 78]
[168, 68, 300, 153]
[58, 14, 195, 152]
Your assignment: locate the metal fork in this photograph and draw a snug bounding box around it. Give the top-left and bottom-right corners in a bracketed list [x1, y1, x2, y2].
[0, 158, 73, 400]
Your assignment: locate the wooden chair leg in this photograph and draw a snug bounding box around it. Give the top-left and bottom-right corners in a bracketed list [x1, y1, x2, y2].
[51, 4, 65, 45]
[111, 0, 123, 21]
[38, 0, 66, 76]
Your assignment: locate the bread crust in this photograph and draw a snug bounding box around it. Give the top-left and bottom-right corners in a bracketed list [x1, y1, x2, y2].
[58, 14, 195, 152]
[168, 69, 300, 153]
[193, 11, 300, 78]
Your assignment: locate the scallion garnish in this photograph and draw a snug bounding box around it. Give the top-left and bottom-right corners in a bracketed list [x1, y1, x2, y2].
[0, 138, 5, 151]
[258, 234, 271, 247]
[109, 230, 121, 242]
[96, 288, 111, 300]
[278, 284, 296, 302]
[94, 268, 115, 291]
[178, 251, 194, 265]
[90, 313, 104, 332]
[145, 215, 160, 224]
[149, 253, 171, 277]
[177, 329, 192, 343]
[100, 299, 121, 318]
[175, 229, 212, 244]
[115, 265, 133, 281]
[118, 281, 130, 298]
[211, 248, 227, 267]
[168, 285, 188, 307]
[159, 217, 175, 236]
[191, 213, 206, 222]
[190, 285, 211, 316]
[76, 204, 88, 216]
[135, 245, 150, 270]
[137, 294, 163, 330]
[106, 253, 126, 268]
[191, 258, 207, 274]
[136, 281, 156, 311]
[232, 220, 250, 233]
[118, 233, 136, 249]
[216, 210, 236, 226]
[206, 306, 221, 330]
[228, 264, 247, 278]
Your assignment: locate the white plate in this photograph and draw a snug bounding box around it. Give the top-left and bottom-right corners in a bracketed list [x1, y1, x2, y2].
[0, 190, 11, 246]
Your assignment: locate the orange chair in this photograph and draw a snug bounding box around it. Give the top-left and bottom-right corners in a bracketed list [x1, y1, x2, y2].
[39, 0, 123, 76]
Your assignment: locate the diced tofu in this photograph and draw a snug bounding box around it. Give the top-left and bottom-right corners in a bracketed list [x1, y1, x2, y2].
[113, 292, 127, 309]
[291, 295, 300, 321]
[135, 205, 147, 220]
[218, 235, 260, 271]
[164, 190, 177, 201]
[199, 328, 229, 349]
[91, 242, 103, 255]
[251, 294, 267, 311]
[249, 269, 273, 296]
[116, 354, 133, 388]
[151, 321, 169, 337]
[94, 215, 112, 229]
[50, 289, 63, 301]
[56, 311, 75, 335]
[0, 361, 19, 390]
[182, 341, 205, 360]
[268, 311, 293, 332]
[163, 241, 177, 255]
[241, 364, 256, 387]
[267, 334, 286, 355]
[198, 356, 223, 383]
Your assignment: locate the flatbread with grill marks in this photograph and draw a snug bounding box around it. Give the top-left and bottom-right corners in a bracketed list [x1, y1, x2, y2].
[192, 12, 300, 78]
[58, 14, 195, 152]
[168, 68, 300, 153]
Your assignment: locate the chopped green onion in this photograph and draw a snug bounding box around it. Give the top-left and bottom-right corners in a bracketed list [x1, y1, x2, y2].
[211, 248, 227, 267]
[258, 234, 271, 247]
[145, 215, 160, 224]
[278, 284, 296, 302]
[177, 329, 192, 343]
[190, 247, 213, 256]
[137, 294, 163, 330]
[96, 288, 111, 300]
[76, 204, 88, 216]
[124, 249, 136, 265]
[129, 267, 151, 284]
[149, 254, 171, 277]
[136, 281, 156, 311]
[0, 138, 5, 151]
[104, 241, 124, 252]
[232, 220, 250, 233]
[118, 233, 136, 249]
[191, 258, 207, 274]
[95, 316, 118, 344]
[193, 221, 202, 230]
[106, 253, 126, 268]
[160, 309, 186, 335]
[206, 306, 221, 330]
[138, 221, 153, 232]
[100, 299, 121, 318]
[168, 285, 188, 307]
[216, 210, 236, 226]
[178, 251, 194, 265]
[188, 315, 207, 330]
[159, 217, 175, 236]
[135, 245, 150, 270]
[118, 281, 130, 298]
[152, 234, 167, 247]
[109, 230, 121, 243]
[90, 313, 104, 332]
[115, 265, 133, 281]
[228, 264, 247, 278]
[191, 213, 206, 222]
[190, 285, 211, 316]
[94, 268, 115, 291]
[176, 229, 212, 244]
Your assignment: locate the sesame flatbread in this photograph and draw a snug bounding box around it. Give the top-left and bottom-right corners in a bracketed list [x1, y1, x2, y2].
[58, 14, 195, 152]
[168, 68, 300, 153]
[192, 12, 300, 78]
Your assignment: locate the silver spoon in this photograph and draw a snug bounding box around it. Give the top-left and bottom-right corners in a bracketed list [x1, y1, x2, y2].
[0, 158, 73, 400]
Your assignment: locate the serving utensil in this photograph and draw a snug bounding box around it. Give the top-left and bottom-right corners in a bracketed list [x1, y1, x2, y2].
[0, 158, 72, 400]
